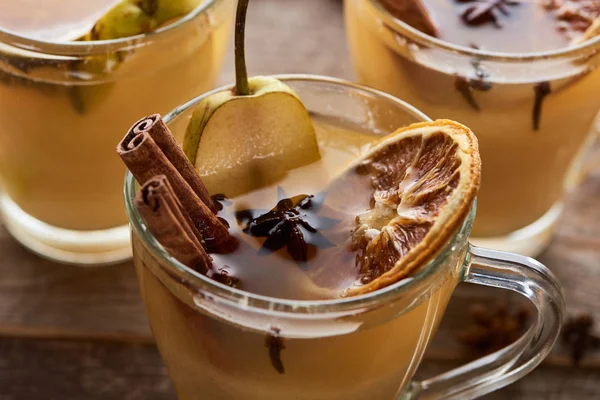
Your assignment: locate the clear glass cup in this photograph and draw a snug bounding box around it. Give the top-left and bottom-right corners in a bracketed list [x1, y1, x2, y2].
[344, 0, 600, 256]
[0, 0, 234, 265]
[125, 76, 565, 400]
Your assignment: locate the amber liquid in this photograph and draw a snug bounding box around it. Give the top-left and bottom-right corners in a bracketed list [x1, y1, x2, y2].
[209, 117, 383, 299]
[0, 0, 233, 230]
[345, 0, 600, 237]
[419, 0, 570, 52]
[132, 118, 465, 399]
[0, 0, 121, 41]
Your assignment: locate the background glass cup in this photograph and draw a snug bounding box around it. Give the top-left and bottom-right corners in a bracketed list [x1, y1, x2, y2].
[345, 0, 600, 257]
[0, 0, 233, 265]
[125, 76, 565, 400]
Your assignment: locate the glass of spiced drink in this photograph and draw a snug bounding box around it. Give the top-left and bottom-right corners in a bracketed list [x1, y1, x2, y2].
[345, 0, 600, 256]
[123, 74, 565, 400]
[0, 0, 233, 265]
[120, 2, 565, 398]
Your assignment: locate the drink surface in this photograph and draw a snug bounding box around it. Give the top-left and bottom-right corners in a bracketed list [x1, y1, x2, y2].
[346, 0, 600, 249]
[422, 0, 572, 52]
[410, 0, 600, 53]
[211, 116, 382, 300]
[131, 115, 468, 394]
[0, 0, 121, 41]
[0, 0, 233, 236]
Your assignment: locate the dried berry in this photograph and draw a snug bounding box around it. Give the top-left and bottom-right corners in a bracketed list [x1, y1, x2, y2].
[209, 268, 241, 288]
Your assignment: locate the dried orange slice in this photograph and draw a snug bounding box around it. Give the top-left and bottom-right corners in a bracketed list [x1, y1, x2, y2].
[344, 119, 480, 297]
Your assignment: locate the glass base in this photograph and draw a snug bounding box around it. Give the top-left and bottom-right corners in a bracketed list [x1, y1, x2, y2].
[470, 202, 563, 258]
[0, 194, 132, 266]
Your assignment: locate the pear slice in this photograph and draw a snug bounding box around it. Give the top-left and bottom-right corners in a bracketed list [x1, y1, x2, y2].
[183, 76, 320, 197]
[151, 0, 207, 24]
[0, 0, 121, 42]
[68, 0, 205, 114]
[84, 0, 204, 40]
[182, 0, 320, 198]
[83, 2, 157, 41]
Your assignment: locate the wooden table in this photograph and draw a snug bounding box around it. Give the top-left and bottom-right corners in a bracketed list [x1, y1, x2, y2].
[1, 1, 598, 399]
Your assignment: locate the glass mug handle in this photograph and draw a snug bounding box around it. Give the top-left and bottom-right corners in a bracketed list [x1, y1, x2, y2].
[406, 244, 566, 400]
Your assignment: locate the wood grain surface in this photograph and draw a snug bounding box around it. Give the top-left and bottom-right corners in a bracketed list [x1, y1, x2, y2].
[0, 0, 598, 399]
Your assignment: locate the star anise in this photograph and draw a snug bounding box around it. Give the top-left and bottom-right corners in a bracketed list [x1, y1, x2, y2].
[236, 188, 339, 263]
[457, 0, 520, 28]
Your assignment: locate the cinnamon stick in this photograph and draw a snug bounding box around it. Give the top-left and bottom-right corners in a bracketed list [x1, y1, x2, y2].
[131, 114, 217, 213]
[378, 0, 438, 38]
[135, 175, 211, 273]
[118, 117, 233, 253]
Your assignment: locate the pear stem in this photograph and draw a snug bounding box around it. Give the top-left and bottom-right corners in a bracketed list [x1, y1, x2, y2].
[235, 0, 250, 96]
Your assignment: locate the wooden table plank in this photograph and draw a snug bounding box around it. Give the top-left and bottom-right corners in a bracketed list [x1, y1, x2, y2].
[0, 242, 150, 339]
[0, 337, 598, 400]
[0, 338, 173, 400]
[416, 360, 600, 400]
[0, 0, 598, 398]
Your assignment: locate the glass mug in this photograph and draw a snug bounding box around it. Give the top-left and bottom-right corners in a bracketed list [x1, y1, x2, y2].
[125, 76, 565, 400]
[0, 0, 233, 265]
[345, 0, 600, 257]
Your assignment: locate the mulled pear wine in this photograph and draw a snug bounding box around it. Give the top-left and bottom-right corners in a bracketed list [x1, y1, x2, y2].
[346, 0, 600, 255]
[123, 0, 565, 395]
[131, 115, 464, 399]
[0, 0, 233, 264]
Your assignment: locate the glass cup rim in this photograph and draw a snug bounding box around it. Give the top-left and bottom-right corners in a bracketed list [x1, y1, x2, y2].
[124, 73, 472, 315]
[0, 0, 221, 56]
[367, 0, 600, 62]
